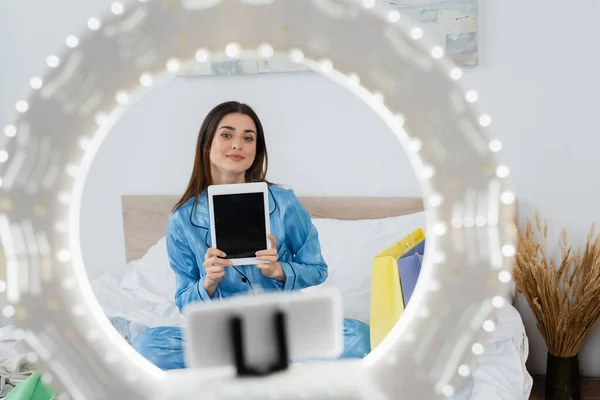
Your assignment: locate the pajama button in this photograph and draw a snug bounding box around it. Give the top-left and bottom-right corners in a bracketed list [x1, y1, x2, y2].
[241, 278, 248, 283]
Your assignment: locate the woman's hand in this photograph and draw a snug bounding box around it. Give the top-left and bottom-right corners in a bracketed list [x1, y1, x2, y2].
[203, 248, 232, 296]
[255, 234, 285, 281]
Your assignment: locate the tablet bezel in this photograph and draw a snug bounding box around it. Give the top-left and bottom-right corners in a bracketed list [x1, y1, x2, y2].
[207, 182, 271, 266]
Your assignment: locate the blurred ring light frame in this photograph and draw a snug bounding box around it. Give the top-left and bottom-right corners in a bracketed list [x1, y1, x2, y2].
[0, 0, 516, 399]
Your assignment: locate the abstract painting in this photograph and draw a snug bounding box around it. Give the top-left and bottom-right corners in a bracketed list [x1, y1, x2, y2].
[386, 0, 478, 66]
[178, 58, 310, 77]
[178, 0, 478, 78]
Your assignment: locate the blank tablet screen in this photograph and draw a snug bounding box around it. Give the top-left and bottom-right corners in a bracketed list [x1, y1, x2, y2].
[212, 192, 267, 259]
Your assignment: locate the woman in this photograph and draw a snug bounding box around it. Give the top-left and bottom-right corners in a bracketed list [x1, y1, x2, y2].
[132, 101, 370, 370]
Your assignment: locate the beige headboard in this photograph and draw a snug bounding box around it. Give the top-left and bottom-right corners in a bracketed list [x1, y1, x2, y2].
[121, 195, 424, 262]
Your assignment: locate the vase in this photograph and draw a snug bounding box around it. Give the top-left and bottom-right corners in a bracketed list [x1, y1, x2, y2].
[545, 353, 581, 400]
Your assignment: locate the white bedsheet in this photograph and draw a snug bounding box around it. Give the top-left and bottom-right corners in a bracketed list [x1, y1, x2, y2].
[89, 265, 533, 400]
[0, 209, 533, 398]
[0, 271, 532, 399]
[468, 304, 533, 399]
[90, 271, 182, 329]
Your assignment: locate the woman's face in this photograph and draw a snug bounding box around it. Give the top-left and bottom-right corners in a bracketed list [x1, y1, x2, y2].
[209, 112, 258, 178]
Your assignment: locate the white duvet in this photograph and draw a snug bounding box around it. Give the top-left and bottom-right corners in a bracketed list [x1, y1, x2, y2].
[88, 266, 533, 400]
[87, 213, 533, 400]
[469, 304, 533, 399]
[0, 212, 533, 399]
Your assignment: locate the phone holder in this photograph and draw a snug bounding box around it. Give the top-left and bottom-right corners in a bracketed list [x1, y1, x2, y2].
[230, 311, 289, 377]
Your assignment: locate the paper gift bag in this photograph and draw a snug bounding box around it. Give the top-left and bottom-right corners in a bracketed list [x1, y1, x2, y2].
[370, 228, 426, 350]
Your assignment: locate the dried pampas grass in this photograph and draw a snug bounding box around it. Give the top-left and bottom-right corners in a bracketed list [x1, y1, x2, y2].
[513, 214, 600, 358]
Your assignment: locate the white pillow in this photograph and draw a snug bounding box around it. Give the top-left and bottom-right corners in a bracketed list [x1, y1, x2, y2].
[304, 212, 427, 324]
[119, 236, 177, 301]
[118, 211, 427, 324]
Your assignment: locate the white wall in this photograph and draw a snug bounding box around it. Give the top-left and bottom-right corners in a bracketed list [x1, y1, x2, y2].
[468, 0, 600, 377]
[3, 0, 600, 377]
[78, 73, 416, 279]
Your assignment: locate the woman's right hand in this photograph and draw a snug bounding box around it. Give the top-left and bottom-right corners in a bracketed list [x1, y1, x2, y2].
[203, 248, 232, 296]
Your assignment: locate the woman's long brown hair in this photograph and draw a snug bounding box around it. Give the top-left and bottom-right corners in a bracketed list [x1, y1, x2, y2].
[172, 101, 270, 213]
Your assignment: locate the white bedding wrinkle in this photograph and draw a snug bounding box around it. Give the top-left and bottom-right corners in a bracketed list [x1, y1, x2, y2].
[91, 269, 182, 329]
[466, 305, 533, 399]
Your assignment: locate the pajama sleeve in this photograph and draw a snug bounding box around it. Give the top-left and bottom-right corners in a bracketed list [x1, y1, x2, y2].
[166, 212, 222, 312]
[277, 189, 328, 291]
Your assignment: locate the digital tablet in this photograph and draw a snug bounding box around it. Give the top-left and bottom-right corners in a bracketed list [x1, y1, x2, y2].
[207, 182, 271, 266]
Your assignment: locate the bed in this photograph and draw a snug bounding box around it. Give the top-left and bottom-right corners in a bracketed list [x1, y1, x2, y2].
[0, 195, 533, 399]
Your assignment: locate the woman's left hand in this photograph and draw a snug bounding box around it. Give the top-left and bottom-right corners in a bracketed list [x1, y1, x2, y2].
[255, 234, 285, 281]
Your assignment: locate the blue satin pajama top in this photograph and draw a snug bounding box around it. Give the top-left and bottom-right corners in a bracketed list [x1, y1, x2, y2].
[166, 184, 328, 312]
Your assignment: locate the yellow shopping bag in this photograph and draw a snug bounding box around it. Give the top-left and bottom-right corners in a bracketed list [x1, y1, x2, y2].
[370, 228, 426, 350]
